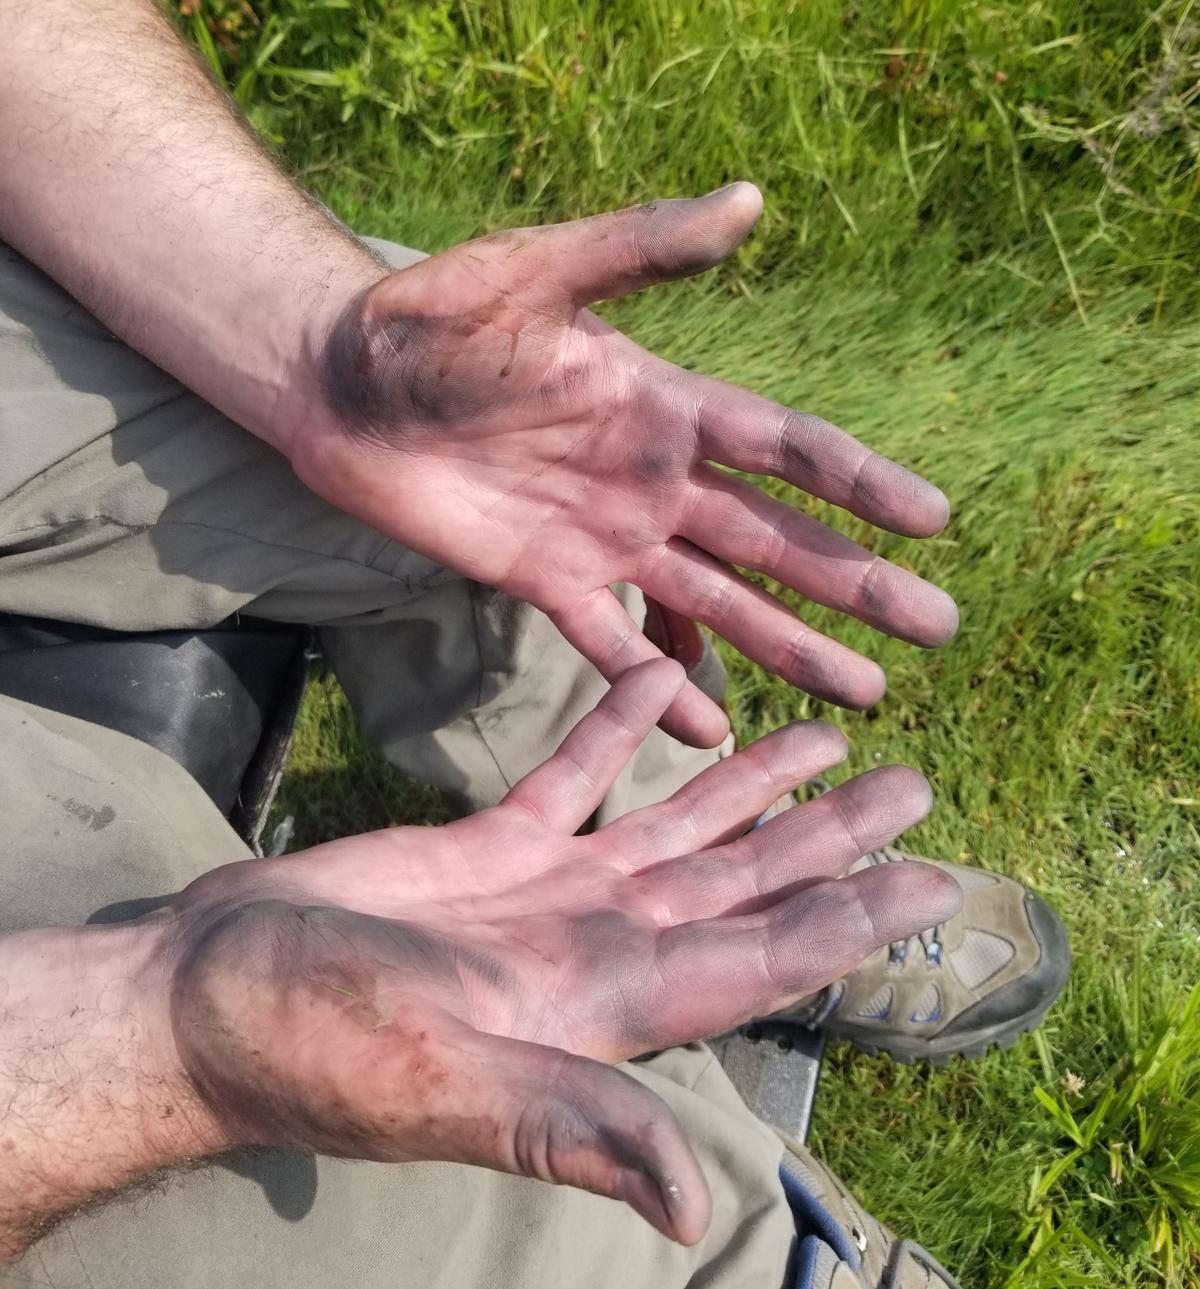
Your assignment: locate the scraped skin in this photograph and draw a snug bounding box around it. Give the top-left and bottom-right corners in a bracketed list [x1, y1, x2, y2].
[295, 186, 958, 746]
[160, 660, 961, 1247]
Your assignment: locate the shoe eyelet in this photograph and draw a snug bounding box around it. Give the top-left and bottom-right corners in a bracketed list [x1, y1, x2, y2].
[925, 942, 943, 967]
[852, 1224, 868, 1252]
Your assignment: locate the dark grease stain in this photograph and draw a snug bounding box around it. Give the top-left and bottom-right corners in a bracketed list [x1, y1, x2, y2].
[54, 796, 116, 830]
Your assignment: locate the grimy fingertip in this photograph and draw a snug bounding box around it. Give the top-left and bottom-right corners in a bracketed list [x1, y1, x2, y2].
[613, 1160, 712, 1246]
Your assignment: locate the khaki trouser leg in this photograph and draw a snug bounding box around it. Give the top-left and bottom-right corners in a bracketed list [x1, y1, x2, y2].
[0, 238, 725, 820]
[0, 696, 793, 1289]
[322, 579, 728, 820]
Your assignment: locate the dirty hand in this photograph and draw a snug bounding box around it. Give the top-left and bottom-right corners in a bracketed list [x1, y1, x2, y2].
[161, 660, 961, 1243]
[290, 185, 958, 748]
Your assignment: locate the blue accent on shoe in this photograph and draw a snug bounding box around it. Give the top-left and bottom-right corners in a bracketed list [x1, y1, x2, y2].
[779, 1159, 860, 1269]
[790, 1234, 829, 1288]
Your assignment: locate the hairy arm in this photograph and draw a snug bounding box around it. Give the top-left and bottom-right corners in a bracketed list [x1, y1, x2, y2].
[0, 0, 382, 451]
[0, 919, 222, 1259]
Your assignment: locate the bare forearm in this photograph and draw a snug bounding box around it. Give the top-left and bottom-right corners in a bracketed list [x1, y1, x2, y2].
[0, 919, 221, 1260]
[0, 0, 384, 452]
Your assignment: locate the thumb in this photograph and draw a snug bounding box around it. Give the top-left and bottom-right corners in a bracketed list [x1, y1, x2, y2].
[450, 1023, 712, 1245]
[540, 182, 763, 307]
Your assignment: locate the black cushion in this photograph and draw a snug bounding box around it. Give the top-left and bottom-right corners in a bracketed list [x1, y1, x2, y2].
[0, 614, 305, 815]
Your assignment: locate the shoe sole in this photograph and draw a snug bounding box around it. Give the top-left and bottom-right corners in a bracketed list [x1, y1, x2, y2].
[828, 994, 1059, 1065]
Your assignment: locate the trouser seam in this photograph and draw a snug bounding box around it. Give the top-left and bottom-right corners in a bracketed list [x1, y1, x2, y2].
[0, 513, 438, 595]
[684, 1048, 719, 1092]
[363, 532, 402, 572]
[0, 390, 194, 503]
[466, 581, 518, 793]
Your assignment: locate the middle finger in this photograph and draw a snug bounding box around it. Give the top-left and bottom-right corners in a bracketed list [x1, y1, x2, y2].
[625, 764, 935, 925]
[682, 464, 958, 648]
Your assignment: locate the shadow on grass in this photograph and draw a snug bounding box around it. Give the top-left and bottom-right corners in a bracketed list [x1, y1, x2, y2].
[270, 670, 448, 851]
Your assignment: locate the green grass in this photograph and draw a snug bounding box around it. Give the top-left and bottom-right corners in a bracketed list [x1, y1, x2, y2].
[183, 1, 1200, 1283]
[188, 0, 1200, 317]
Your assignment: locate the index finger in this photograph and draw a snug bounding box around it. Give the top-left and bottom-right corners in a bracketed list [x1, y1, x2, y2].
[694, 377, 950, 538]
[504, 657, 686, 834]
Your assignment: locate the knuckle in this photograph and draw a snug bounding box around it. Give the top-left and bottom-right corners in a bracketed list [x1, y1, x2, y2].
[628, 874, 675, 927]
[848, 448, 891, 511]
[773, 410, 827, 480]
[598, 700, 641, 743]
[743, 513, 788, 570]
[596, 615, 639, 667]
[628, 211, 672, 278]
[739, 739, 781, 791]
[697, 575, 735, 625]
[853, 556, 892, 617]
[808, 878, 880, 956]
[830, 878, 883, 951]
[559, 744, 600, 793]
[665, 790, 704, 841]
[777, 626, 814, 681]
[764, 879, 884, 999]
[829, 785, 874, 855]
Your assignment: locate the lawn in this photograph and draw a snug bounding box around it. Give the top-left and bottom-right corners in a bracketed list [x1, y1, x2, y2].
[185, 2, 1200, 1283]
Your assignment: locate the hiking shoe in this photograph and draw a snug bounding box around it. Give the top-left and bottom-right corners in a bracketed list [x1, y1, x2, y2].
[783, 839, 1070, 1063]
[780, 1140, 961, 1287]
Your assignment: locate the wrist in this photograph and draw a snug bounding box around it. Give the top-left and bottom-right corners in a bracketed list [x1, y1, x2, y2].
[264, 252, 390, 463]
[0, 914, 229, 1259]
